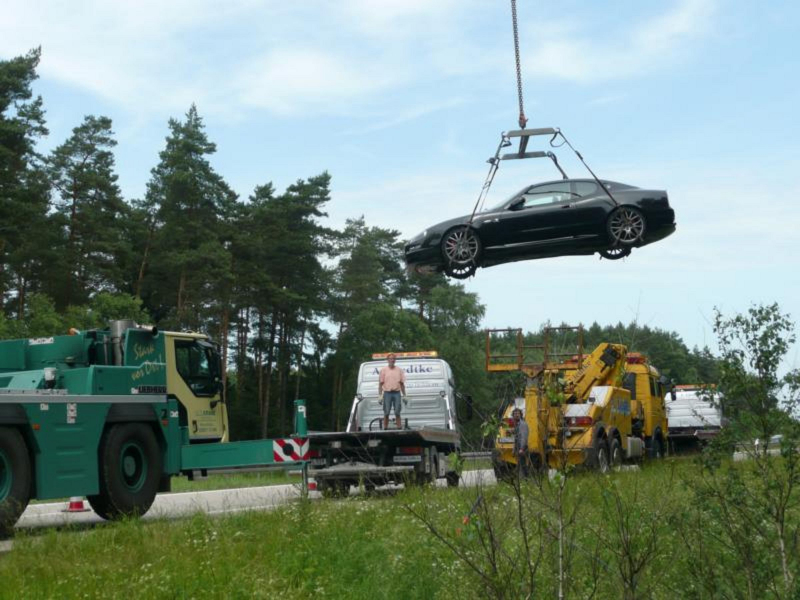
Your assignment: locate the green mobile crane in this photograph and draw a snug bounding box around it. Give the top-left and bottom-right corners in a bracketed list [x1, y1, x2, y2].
[0, 320, 309, 535]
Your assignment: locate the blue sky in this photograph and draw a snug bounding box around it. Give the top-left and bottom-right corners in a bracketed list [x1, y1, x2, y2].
[2, 0, 799, 361]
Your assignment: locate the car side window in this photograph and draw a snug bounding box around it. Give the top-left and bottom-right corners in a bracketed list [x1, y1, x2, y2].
[520, 182, 572, 209]
[573, 182, 598, 197]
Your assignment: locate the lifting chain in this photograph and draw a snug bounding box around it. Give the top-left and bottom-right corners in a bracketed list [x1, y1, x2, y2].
[510, 0, 527, 129]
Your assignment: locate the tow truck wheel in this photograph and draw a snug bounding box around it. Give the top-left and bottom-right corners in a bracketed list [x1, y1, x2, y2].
[593, 436, 610, 473]
[445, 472, 460, 487]
[88, 423, 162, 520]
[649, 434, 665, 459]
[609, 438, 623, 468]
[0, 427, 32, 537]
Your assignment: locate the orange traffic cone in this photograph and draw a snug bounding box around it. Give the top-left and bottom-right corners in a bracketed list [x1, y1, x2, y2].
[63, 497, 90, 513]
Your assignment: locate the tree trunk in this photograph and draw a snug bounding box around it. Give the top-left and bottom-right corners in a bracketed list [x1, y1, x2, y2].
[220, 305, 229, 404]
[336, 368, 344, 431]
[65, 178, 78, 307]
[236, 307, 250, 392]
[294, 326, 305, 401]
[16, 275, 26, 320]
[134, 217, 156, 299]
[176, 269, 186, 326]
[0, 239, 6, 302]
[260, 308, 278, 438]
[256, 312, 263, 417]
[277, 316, 289, 434]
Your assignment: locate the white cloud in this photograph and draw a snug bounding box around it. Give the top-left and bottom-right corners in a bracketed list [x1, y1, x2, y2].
[1, 0, 717, 121]
[235, 47, 402, 116]
[523, 0, 716, 83]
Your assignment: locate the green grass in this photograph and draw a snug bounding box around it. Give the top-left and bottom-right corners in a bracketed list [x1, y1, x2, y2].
[5, 458, 797, 599]
[5, 490, 458, 599]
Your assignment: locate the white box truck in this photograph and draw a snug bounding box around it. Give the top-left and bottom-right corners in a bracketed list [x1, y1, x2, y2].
[666, 384, 723, 446]
[308, 352, 472, 496]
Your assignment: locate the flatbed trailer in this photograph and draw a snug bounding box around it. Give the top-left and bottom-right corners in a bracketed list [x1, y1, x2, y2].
[307, 427, 461, 495]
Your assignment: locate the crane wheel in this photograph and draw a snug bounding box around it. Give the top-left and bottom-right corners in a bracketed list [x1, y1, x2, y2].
[0, 427, 32, 538]
[88, 423, 162, 520]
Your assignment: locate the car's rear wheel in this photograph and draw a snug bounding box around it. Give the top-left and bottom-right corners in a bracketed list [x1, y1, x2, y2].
[599, 246, 631, 260]
[441, 226, 481, 279]
[607, 207, 646, 245]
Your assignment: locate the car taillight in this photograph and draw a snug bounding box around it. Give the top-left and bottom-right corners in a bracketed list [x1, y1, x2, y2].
[506, 418, 515, 427]
[308, 449, 321, 458]
[567, 416, 594, 427]
[397, 447, 423, 455]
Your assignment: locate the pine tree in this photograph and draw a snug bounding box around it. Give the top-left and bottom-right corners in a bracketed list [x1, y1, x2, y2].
[138, 105, 237, 330]
[48, 115, 129, 306]
[0, 48, 54, 316]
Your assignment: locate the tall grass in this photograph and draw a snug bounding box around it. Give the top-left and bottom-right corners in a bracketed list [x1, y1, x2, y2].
[3, 458, 796, 599]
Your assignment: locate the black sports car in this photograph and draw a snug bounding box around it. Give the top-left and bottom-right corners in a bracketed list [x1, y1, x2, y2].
[404, 178, 676, 279]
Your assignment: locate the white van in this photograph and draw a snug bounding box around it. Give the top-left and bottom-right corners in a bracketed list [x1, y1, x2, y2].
[347, 352, 463, 432]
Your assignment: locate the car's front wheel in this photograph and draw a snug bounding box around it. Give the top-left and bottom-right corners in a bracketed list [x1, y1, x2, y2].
[607, 207, 646, 246]
[441, 226, 481, 279]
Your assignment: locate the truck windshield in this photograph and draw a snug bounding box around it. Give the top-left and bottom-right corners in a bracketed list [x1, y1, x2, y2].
[175, 339, 220, 397]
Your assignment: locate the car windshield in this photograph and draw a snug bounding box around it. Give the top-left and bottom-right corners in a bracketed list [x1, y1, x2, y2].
[484, 186, 529, 212]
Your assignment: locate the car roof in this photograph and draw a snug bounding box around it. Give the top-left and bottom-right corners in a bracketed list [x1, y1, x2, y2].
[530, 178, 635, 188]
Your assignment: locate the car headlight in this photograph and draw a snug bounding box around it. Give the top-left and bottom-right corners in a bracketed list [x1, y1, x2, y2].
[412, 230, 427, 241]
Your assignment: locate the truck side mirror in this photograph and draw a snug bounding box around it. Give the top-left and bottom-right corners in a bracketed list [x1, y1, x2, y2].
[465, 395, 474, 421]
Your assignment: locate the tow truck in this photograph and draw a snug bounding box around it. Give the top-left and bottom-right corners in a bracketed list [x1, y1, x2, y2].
[488, 327, 668, 474]
[307, 352, 471, 496]
[0, 320, 309, 535]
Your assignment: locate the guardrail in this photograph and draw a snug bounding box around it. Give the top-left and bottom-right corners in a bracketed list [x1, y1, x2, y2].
[462, 451, 493, 460]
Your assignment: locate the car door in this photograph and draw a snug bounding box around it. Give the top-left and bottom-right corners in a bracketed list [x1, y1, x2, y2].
[499, 181, 574, 244]
[559, 181, 609, 238]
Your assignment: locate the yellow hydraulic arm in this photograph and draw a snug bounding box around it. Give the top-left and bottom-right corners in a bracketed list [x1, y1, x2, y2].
[562, 343, 627, 402]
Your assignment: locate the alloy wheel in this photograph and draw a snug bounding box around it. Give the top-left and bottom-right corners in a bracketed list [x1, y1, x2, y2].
[608, 208, 646, 245]
[443, 227, 480, 264]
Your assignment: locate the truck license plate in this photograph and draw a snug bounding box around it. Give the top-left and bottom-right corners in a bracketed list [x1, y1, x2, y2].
[393, 455, 422, 463]
[498, 437, 514, 444]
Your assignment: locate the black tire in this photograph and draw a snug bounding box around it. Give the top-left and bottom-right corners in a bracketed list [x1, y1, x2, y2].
[88, 423, 162, 520]
[491, 452, 514, 482]
[441, 226, 481, 279]
[593, 436, 610, 473]
[649, 433, 664, 460]
[609, 438, 623, 468]
[607, 206, 646, 246]
[319, 480, 335, 499]
[599, 246, 631, 260]
[0, 427, 32, 537]
[445, 472, 460, 488]
[415, 453, 436, 486]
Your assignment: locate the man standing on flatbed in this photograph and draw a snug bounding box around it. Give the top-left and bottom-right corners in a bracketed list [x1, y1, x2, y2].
[379, 353, 407, 430]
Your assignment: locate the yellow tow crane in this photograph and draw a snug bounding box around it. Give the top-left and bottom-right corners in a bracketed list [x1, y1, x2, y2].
[488, 326, 668, 474]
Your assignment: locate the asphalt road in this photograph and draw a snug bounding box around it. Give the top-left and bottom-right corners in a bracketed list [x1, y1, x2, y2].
[9, 468, 497, 542]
